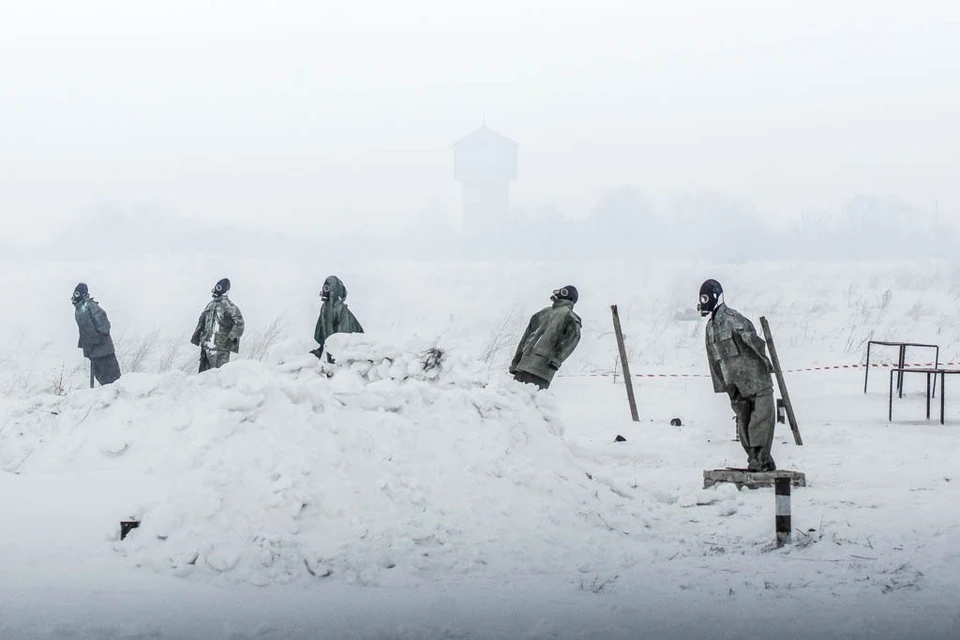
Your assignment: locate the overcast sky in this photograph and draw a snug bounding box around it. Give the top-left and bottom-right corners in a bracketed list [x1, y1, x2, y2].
[1, 0, 958, 243]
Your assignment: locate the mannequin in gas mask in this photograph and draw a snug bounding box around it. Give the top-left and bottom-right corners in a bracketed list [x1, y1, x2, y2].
[72, 282, 122, 385]
[509, 285, 582, 390]
[190, 278, 245, 372]
[699, 279, 777, 471]
[311, 275, 364, 361]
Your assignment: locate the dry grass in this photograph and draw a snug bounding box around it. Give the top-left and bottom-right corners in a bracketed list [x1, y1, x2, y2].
[244, 314, 288, 362]
[116, 328, 162, 373]
[479, 305, 522, 369]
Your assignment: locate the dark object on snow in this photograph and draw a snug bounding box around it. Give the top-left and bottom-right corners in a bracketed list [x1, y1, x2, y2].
[191, 280, 245, 372]
[614, 434, 627, 442]
[73, 284, 121, 385]
[509, 287, 582, 390]
[313, 276, 364, 359]
[422, 347, 444, 371]
[702, 282, 776, 472]
[120, 520, 141, 540]
[670, 418, 682, 426]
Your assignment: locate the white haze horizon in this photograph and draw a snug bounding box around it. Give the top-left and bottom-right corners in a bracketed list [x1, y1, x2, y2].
[2, 0, 960, 247]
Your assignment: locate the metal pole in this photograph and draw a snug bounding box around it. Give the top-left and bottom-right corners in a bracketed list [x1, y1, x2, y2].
[610, 305, 640, 422]
[934, 346, 940, 397]
[864, 341, 872, 393]
[898, 345, 906, 397]
[889, 369, 894, 422]
[775, 477, 791, 547]
[941, 371, 945, 426]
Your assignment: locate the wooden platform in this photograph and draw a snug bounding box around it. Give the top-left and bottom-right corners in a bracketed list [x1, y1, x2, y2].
[703, 468, 807, 490]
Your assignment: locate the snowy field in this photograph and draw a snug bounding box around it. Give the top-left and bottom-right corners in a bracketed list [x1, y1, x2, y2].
[1, 256, 959, 639]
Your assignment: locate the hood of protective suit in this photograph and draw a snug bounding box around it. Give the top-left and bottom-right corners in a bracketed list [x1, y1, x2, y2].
[322, 276, 348, 302]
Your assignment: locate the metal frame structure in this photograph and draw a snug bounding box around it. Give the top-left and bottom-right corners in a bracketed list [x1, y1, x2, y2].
[864, 340, 939, 394]
[888, 367, 960, 425]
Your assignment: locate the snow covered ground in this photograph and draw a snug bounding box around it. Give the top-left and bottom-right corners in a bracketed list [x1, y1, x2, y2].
[1, 256, 959, 639]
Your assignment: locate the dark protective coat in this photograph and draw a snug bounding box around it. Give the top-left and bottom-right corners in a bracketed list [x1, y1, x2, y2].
[314, 276, 364, 351]
[510, 299, 582, 386]
[705, 303, 773, 397]
[705, 303, 776, 470]
[198, 348, 231, 372]
[74, 297, 116, 359]
[90, 354, 122, 385]
[191, 295, 245, 354]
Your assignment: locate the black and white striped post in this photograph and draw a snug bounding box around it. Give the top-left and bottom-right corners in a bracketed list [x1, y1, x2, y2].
[775, 477, 791, 547]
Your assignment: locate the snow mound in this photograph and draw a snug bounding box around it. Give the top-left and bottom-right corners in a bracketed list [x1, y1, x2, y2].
[1, 335, 648, 586]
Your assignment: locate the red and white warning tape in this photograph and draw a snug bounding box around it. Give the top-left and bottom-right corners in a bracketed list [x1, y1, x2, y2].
[783, 360, 960, 374]
[569, 361, 960, 380]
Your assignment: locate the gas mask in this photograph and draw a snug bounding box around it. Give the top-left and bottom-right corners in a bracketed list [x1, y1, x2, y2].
[697, 279, 723, 317]
[550, 285, 579, 304]
[71, 283, 89, 305]
[212, 278, 231, 298]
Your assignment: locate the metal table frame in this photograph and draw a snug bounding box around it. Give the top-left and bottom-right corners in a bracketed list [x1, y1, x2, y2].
[888, 367, 960, 425]
[865, 341, 939, 394]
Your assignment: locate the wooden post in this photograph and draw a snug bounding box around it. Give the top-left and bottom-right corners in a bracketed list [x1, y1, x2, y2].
[610, 305, 639, 422]
[760, 316, 802, 445]
[775, 477, 792, 547]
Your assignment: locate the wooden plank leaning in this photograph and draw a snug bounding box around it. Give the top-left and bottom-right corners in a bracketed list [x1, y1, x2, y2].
[760, 316, 802, 445]
[610, 305, 640, 422]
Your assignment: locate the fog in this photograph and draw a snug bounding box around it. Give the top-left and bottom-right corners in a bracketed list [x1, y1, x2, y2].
[2, 0, 959, 258]
[4, 7, 960, 638]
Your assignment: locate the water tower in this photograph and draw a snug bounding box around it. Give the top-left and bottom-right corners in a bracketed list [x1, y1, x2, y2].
[451, 122, 518, 235]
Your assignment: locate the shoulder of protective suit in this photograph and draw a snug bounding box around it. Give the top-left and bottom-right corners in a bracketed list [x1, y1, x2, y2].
[718, 305, 749, 327]
[551, 302, 580, 324]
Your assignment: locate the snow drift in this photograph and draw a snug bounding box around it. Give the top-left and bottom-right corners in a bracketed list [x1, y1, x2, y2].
[0, 335, 649, 586]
